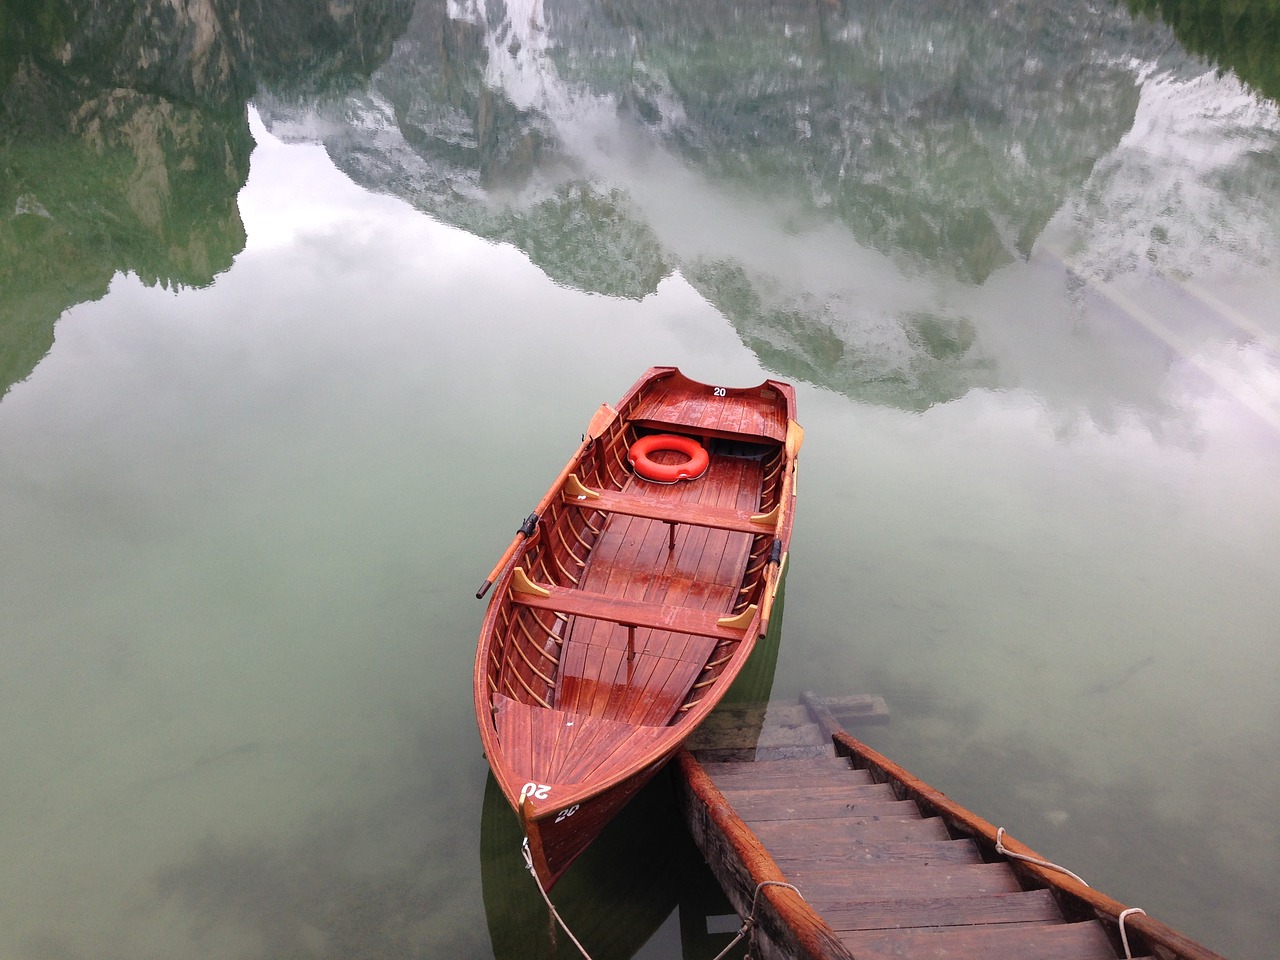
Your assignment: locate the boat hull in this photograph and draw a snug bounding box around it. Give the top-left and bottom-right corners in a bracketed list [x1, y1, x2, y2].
[521, 759, 667, 889]
[474, 367, 801, 888]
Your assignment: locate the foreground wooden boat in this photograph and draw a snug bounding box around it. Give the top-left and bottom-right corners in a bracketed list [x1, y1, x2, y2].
[473, 367, 801, 890]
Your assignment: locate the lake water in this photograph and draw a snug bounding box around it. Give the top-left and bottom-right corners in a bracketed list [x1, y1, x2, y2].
[2, 0, 1278, 958]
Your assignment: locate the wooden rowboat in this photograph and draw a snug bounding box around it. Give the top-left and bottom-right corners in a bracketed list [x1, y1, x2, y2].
[473, 367, 801, 890]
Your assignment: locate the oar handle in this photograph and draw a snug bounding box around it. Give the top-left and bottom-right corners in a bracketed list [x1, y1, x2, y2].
[476, 514, 539, 598]
[758, 539, 786, 633]
[474, 403, 618, 600]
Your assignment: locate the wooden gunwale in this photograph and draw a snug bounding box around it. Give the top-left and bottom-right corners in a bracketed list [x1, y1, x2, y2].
[676, 750, 852, 960]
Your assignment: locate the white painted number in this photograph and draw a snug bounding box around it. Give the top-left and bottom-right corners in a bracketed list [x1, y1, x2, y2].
[554, 805, 580, 823]
[713, 386, 727, 397]
[519, 782, 551, 803]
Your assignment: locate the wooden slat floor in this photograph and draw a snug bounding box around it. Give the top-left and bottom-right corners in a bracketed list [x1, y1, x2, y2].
[687, 706, 1149, 960]
[554, 454, 763, 726]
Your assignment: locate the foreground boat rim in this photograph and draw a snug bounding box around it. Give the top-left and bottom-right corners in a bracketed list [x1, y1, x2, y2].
[473, 366, 801, 887]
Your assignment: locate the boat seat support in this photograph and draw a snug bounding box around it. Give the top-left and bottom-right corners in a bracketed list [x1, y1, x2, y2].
[510, 567, 758, 642]
[562, 474, 778, 535]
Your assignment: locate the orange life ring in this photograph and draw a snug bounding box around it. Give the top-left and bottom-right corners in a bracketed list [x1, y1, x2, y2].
[628, 434, 710, 483]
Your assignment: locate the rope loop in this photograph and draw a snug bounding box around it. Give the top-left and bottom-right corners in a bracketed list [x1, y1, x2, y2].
[1118, 907, 1147, 960]
[710, 879, 805, 960]
[995, 826, 1090, 886]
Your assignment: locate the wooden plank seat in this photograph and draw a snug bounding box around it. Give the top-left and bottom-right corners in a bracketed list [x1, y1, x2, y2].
[561, 474, 780, 535]
[509, 566, 757, 642]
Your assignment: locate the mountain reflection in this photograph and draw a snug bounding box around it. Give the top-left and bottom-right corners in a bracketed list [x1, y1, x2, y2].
[4, 0, 1278, 410]
[0, 0, 413, 396]
[256, 0, 1277, 411]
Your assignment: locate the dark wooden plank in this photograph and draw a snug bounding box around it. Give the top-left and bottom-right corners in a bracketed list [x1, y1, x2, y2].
[734, 796, 922, 821]
[771, 838, 984, 866]
[809, 693, 891, 726]
[717, 782, 899, 806]
[782, 862, 1024, 901]
[754, 815, 953, 844]
[817, 889, 1066, 933]
[840, 919, 1118, 960]
[676, 695, 1223, 960]
[706, 766, 875, 788]
[700, 756, 858, 779]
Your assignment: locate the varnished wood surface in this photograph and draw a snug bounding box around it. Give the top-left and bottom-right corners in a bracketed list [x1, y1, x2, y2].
[474, 367, 800, 888]
[555, 454, 762, 724]
[629, 371, 791, 443]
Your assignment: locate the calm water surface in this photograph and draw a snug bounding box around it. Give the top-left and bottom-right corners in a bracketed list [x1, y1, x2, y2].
[2, 0, 1279, 958]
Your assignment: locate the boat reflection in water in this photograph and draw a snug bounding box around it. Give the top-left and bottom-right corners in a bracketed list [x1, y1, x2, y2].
[479, 770, 700, 960]
[480, 586, 790, 960]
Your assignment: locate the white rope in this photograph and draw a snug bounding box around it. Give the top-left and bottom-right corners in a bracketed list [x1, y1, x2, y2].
[1118, 907, 1147, 959]
[995, 829, 1149, 958]
[710, 879, 804, 960]
[995, 827, 1090, 886]
[521, 837, 596, 960]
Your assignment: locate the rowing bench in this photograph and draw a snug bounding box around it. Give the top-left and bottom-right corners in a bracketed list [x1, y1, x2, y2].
[508, 567, 758, 655]
[560, 473, 779, 539]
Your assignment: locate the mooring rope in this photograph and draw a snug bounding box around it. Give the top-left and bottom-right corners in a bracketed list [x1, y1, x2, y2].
[1118, 907, 1147, 960]
[709, 879, 804, 960]
[521, 837, 596, 960]
[995, 826, 1090, 886]
[996, 828, 1151, 958]
[522, 829, 1144, 960]
[519, 827, 802, 960]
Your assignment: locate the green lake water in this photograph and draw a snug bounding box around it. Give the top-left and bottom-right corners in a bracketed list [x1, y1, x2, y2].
[2, 0, 1278, 957]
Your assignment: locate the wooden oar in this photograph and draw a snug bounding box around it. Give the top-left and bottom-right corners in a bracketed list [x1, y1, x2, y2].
[785, 418, 804, 458]
[475, 513, 538, 598]
[475, 402, 618, 598]
[758, 426, 801, 632]
[758, 541, 787, 634]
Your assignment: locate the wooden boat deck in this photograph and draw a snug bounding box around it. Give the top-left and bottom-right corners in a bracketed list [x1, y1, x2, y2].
[547, 453, 765, 726]
[476, 367, 799, 889]
[677, 696, 1226, 960]
[631, 386, 790, 443]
